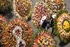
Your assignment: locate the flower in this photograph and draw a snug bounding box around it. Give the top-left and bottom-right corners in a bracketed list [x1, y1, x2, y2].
[63, 20, 70, 30]
[33, 31, 56, 47]
[57, 13, 70, 43]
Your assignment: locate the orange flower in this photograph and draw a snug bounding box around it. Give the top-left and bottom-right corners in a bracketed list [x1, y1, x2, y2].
[34, 38, 38, 43]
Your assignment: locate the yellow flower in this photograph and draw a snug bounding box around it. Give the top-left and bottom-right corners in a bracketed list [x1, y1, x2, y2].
[35, 14, 38, 16]
[45, 41, 48, 45]
[48, 45, 52, 47]
[38, 40, 40, 43]
[41, 36, 45, 39]
[63, 20, 70, 30]
[42, 40, 45, 44]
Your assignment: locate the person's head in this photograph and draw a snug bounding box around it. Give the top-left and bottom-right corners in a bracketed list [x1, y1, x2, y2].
[46, 15, 50, 20]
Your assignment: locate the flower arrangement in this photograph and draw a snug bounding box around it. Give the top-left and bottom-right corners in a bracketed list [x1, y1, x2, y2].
[57, 13, 70, 43]
[0, 15, 7, 45]
[31, 30, 56, 47]
[45, 0, 66, 14]
[13, 0, 32, 19]
[32, 2, 50, 28]
[0, 0, 12, 12]
[2, 18, 33, 47]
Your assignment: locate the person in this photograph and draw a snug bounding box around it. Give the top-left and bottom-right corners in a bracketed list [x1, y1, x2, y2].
[50, 16, 54, 33]
[41, 15, 54, 33]
[42, 15, 50, 28]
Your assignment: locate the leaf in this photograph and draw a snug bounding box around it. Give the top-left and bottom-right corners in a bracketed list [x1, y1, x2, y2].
[57, 9, 68, 16]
